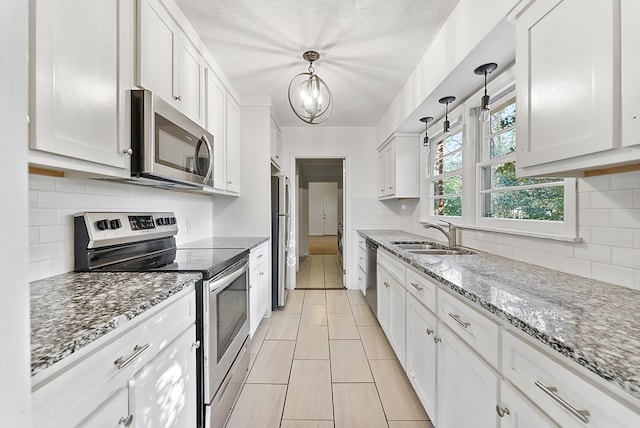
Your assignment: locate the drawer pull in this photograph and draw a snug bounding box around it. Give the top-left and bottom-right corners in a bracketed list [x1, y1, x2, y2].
[410, 282, 424, 291]
[257, 254, 263, 259]
[114, 343, 150, 369]
[535, 380, 590, 424]
[496, 404, 510, 417]
[384, 281, 390, 288]
[426, 328, 434, 335]
[448, 313, 470, 329]
[119, 414, 133, 426]
[433, 336, 441, 344]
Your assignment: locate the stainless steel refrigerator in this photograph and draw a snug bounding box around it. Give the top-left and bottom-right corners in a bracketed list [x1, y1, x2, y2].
[271, 175, 290, 309]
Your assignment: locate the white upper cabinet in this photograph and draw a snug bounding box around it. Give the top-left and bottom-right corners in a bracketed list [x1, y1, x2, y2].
[377, 134, 420, 199]
[206, 69, 227, 190]
[270, 117, 283, 170]
[225, 95, 241, 194]
[512, 0, 640, 177]
[30, 0, 133, 175]
[138, 0, 205, 126]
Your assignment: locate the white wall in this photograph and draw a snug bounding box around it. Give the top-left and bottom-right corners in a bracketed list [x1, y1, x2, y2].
[29, 175, 214, 281]
[1, 0, 31, 424]
[308, 182, 338, 235]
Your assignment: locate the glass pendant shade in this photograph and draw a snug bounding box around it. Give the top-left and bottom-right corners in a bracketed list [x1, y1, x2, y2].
[288, 51, 333, 124]
[474, 63, 497, 124]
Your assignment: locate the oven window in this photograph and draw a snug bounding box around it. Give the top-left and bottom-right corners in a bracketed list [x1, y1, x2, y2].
[216, 271, 248, 362]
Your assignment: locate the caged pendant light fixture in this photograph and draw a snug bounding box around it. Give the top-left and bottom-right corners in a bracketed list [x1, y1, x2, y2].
[419, 116, 434, 150]
[474, 62, 498, 123]
[288, 51, 333, 125]
[438, 96, 456, 134]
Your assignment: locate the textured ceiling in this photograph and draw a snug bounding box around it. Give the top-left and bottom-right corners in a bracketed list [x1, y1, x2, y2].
[175, 0, 460, 127]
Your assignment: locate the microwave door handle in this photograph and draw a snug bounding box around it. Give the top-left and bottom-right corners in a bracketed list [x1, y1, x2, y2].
[194, 137, 204, 177]
[201, 135, 214, 184]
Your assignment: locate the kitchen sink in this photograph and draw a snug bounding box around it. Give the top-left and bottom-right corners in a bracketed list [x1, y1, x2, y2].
[393, 243, 439, 250]
[406, 249, 471, 255]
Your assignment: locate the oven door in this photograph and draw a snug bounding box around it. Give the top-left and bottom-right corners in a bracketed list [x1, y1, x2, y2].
[203, 257, 249, 403]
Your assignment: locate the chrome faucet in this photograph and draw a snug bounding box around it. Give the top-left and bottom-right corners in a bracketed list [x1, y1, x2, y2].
[422, 220, 457, 248]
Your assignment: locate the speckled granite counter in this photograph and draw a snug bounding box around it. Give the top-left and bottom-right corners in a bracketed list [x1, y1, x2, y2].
[359, 229, 640, 401]
[180, 236, 268, 250]
[30, 271, 201, 376]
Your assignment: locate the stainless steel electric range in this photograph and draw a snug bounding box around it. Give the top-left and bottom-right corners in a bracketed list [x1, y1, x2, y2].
[74, 211, 250, 428]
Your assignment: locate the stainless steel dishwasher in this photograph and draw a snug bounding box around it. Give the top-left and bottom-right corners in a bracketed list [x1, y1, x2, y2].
[365, 239, 378, 315]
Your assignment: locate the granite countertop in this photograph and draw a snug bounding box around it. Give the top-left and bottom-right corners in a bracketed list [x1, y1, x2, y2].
[180, 236, 268, 250]
[359, 229, 640, 401]
[30, 271, 201, 377]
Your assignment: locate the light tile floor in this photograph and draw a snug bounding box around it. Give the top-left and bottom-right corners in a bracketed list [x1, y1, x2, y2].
[227, 289, 435, 428]
[297, 256, 344, 289]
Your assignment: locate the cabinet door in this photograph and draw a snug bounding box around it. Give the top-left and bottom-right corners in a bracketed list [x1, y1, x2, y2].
[498, 381, 559, 428]
[77, 388, 129, 428]
[177, 36, 206, 125]
[206, 69, 227, 190]
[384, 146, 395, 195]
[406, 294, 437, 423]
[515, 0, 618, 168]
[621, 0, 640, 148]
[377, 152, 386, 197]
[389, 277, 406, 366]
[437, 326, 499, 428]
[128, 325, 196, 428]
[249, 263, 260, 337]
[225, 95, 241, 193]
[31, 0, 131, 170]
[377, 266, 391, 334]
[258, 261, 270, 320]
[138, 0, 177, 104]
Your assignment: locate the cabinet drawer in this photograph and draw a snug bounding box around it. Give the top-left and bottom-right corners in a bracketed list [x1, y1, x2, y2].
[503, 331, 640, 427]
[378, 249, 406, 284]
[250, 242, 268, 265]
[406, 267, 437, 313]
[438, 290, 499, 368]
[33, 287, 195, 428]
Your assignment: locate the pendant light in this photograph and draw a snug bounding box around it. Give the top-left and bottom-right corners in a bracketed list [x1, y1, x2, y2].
[474, 62, 498, 123]
[288, 51, 333, 125]
[438, 96, 456, 134]
[419, 116, 433, 150]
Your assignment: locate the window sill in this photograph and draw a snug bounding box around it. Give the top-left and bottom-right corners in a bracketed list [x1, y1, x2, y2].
[451, 223, 582, 243]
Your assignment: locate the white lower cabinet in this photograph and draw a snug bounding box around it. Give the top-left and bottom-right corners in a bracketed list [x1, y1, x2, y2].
[377, 260, 406, 366]
[128, 325, 197, 427]
[377, 265, 392, 334]
[32, 288, 196, 428]
[437, 325, 500, 428]
[498, 380, 559, 428]
[249, 242, 270, 337]
[406, 293, 438, 424]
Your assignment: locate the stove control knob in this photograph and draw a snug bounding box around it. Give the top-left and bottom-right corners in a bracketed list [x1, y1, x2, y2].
[156, 218, 165, 226]
[109, 219, 122, 229]
[169, 217, 176, 225]
[164, 217, 172, 225]
[95, 219, 109, 230]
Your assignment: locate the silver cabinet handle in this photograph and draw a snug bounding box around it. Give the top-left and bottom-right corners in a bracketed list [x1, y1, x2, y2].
[433, 336, 441, 343]
[192, 340, 201, 350]
[119, 414, 133, 426]
[426, 328, 434, 335]
[496, 404, 510, 417]
[114, 343, 150, 369]
[227, 180, 232, 184]
[384, 281, 390, 288]
[174, 95, 183, 101]
[410, 282, 423, 291]
[448, 312, 470, 329]
[535, 381, 590, 423]
[257, 254, 263, 259]
[122, 148, 133, 155]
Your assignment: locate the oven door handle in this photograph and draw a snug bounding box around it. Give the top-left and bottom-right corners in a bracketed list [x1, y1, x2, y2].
[208, 259, 249, 293]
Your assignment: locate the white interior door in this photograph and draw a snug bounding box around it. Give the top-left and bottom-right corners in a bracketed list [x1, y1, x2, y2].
[322, 193, 338, 235]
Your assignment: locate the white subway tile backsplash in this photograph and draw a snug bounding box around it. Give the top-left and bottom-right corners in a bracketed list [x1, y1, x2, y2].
[610, 209, 640, 228]
[38, 191, 74, 208]
[592, 262, 635, 288]
[578, 191, 590, 209]
[29, 227, 40, 245]
[578, 226, 591, 243]
[635, 190, 640, 208]
[573, 243, 612, 263]
[557, 256, 591, 277]
[578, 175, 610, 193]
[611, 247, 640, 269]
[590, 190, 633, 209]
[73, 193, 101, 209]
[29, 174, 56, 191]
[29, 242, 57, 263]
[29, 190, 38, 207]
[532, 252, 559, 270]
[56, 178, 88, 193]
[39, 225, 66, 243]
[30, 209, 58, 226]
[579, 209, 610, 227]
[609, 171, 640, 190]
[635, 270, 640, 290]
[635, 230, 640, 248]
[590, 227, 634, 248]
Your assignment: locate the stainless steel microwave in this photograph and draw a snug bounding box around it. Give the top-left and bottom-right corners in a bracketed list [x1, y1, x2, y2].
[129, 89, 214, 191]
